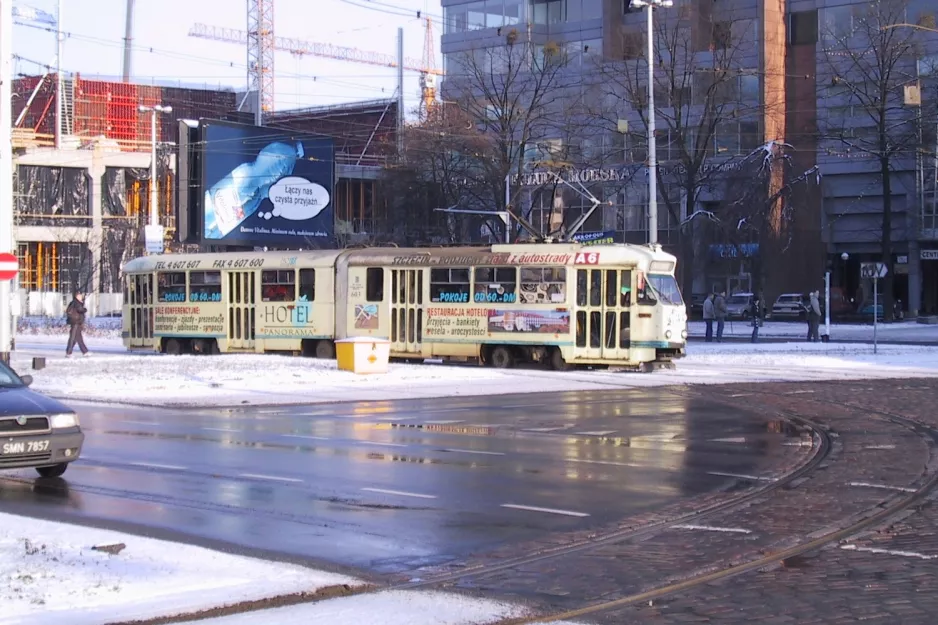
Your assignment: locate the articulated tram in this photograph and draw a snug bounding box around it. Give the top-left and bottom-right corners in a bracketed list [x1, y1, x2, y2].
[121, 243, 687, 370]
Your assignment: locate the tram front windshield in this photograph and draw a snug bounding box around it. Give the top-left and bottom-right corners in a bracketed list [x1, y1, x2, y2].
[646, 274, 684, 306]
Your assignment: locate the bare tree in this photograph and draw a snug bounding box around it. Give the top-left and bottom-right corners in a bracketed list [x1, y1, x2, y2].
[819, 0, 925, 320]
[594, 8, 765, 294]
[444, 30, 575, 241]
[698, 141, 820, 294]
[377, 104, 491, 244]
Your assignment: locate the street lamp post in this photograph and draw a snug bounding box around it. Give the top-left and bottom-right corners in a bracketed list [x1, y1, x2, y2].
[139, 104, 173, 229]
[629, 0, 672, 247]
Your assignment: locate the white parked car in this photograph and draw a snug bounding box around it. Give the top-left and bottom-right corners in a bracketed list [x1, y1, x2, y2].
[771, 293, 806, 320]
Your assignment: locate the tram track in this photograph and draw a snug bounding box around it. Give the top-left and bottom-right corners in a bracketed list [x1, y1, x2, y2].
[472, 387, 938, 625]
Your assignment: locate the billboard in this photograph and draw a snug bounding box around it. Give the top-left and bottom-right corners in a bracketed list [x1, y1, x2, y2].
[200, 120, 335, 248]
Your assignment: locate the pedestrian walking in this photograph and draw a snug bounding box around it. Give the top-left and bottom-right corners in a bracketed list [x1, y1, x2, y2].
[807, 290, 821, 342]
[702, 294, 715, 342]
[65, 290, 89, 358]
[750, 296, 764, 343]
[714, 291, 728, 342]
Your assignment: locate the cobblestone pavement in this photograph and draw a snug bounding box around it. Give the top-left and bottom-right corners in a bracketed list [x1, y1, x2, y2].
[465, 379, 938, 624]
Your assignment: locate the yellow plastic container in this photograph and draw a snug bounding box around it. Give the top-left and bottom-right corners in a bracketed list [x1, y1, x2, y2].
[335, 337, 391, 374]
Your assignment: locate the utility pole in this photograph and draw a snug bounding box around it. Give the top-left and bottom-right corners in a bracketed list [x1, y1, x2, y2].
[122, 0, 135, 81]
[396, 27, 404, 156]
[139, 104, 172, 254]
[54, 0, 64, 148]
[1, 0, 15, 363]
[629, 0, 673, 246]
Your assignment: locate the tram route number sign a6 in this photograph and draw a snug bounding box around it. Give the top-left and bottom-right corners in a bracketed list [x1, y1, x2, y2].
[860, 262, 888, 280]
[574, 252, 600, 265]
[0, 252, 18, 282]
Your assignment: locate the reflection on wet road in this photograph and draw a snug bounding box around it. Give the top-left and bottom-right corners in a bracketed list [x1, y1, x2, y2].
[0, 391, 801, 573]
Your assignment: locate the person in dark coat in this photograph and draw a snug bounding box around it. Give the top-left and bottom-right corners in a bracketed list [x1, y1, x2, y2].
[65, 290, 89, 357]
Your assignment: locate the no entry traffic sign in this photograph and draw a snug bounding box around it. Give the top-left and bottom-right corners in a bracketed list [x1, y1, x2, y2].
[0, 252, 18, 282]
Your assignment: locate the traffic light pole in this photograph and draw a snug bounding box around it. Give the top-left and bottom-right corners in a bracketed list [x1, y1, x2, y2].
[873, 275, 878, 355]
[0, 0, 14, 365]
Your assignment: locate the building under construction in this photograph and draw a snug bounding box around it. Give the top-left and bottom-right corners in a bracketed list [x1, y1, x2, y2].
[10, 75, 398, 315]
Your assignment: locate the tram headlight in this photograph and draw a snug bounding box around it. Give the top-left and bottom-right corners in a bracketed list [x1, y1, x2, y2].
[681, 329, 688, 339]
[665, 330, 672, 340]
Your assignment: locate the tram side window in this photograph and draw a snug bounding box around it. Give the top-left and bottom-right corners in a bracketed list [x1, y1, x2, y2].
[261, 270, 296, 302]
[576, 270, 587, 306]
[473, 267, 517, 303]
[621, 270, 632, 307]
[157, 272, 187, 303]
[636, 271, 657, 306]
[299, 269, 316, 301]
[366, 268, 384, 302]
[430, 268, 471, 303]
[189, 271, 222, 302]
[520, 268, 566, 303]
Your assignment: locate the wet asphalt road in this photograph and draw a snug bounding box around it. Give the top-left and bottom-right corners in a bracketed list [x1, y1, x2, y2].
[0, 391, 799, 574]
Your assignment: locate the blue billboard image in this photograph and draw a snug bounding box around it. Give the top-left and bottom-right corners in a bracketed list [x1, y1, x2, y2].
[200, 120, 335, 247]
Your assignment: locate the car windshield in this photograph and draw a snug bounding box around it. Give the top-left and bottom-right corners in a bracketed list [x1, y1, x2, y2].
[727, 295, 750, 305]
[0, 361, 24, 388]
[647, 274, 684, 306]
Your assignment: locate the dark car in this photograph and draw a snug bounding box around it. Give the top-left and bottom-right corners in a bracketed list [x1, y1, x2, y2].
[0, 361, 84, 478]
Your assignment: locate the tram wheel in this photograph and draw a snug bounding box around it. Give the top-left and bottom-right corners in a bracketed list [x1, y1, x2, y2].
[163, 338, 183, 355]
[550, 348, 572, 371]
[315, 340, 336, 359]
[489, 345, 514, 369]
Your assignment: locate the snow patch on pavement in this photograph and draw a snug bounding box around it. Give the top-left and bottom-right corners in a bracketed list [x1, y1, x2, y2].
[0, 512, 583, 625]
[175, 590, 535, 625]
[0, 512, 360, 625]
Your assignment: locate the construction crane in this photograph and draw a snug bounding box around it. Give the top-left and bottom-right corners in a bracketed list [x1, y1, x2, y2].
[247, 0, 275, 122]
[189, 17, 442, 119]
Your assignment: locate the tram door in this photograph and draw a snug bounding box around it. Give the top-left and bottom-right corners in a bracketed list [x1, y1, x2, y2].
[227, 271, 256, 351]
[127, 273, 154, 348]
[390, 268, 424, 354]
[573, 268, 631, 360]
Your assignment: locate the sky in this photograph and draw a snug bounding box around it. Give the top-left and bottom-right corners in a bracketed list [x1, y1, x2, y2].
[12, 0, 440, 115]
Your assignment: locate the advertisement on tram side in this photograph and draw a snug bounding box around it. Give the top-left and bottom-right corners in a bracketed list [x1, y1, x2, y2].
[153, 305, 225, 336]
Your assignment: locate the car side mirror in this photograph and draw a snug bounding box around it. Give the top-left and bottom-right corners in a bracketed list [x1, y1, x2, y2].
[20, 375, 33, 387]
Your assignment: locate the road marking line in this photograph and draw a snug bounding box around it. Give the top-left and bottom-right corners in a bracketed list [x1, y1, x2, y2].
[566, 458, 642, 468]
[841, 544, 937, 560]
[128, 462, 186, 471]
[673, 524, 752, 534]
[522, 427, 566, 433]
[575, 431, 617, 436]
[121, 420, 163, 427]
[202, 427, 239, 433]
[864, 444, 896, 450]
[424, 420, 466, 425]
[707, 471, 775, 482]
[785, 390, 815, 395]
[848, 481, 916, 493]
[709, 437, 747, 443]
[359, 441, 408, 448]
[728, 393, 753, 398]
[441, 448, 505, 456]
[282, 434, 330, 441]
[501, 504, 590, 518]
[361, 487, 436, 499]
[239, 473, 303, 483]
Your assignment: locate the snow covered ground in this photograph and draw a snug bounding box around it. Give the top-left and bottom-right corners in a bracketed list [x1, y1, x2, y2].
[9, 332, 938, 408]
[687, 319, 938, 342]
[0, 511, 577, 625]
[0, 512, 360, 625]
